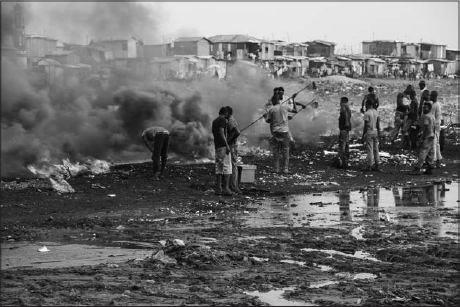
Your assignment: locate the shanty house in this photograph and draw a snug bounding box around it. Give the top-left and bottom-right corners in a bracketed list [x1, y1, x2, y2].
[90, 36, 143, 59]
[348, 55, 365, 77]
[173, 37, 211, 56]
[446, 49, 460, 75]
[144, 43, 173, 58]
[208, 34, 262, 61]
[45, 50, 80, 65]
[305, 40, 335, 57]
[273, 41, 308, 57]
[362, 40, 402, 57]
[24, 34, 58, 58]
[308, 57, 328, 77]
[428, 59, 456, 76]
[401, 43, 420, 58]
[364, 57, 387, 77]
[259, 41, 274, 61]
[419, 43, 446, 60]
[70, 44, 113, 70]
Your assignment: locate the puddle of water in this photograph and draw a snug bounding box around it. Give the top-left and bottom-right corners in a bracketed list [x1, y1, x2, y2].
[245, 287, 317, 306]
[238, 182, 459, 239]
[245, 272, 376, 305]
[309, 281, 338, 288]
[301, 248, 381, 262]
[280, 259, 306, 266]
[1, 241, 150, 270]
[353, 273, 377, 280]
[313, 263, 334, 271]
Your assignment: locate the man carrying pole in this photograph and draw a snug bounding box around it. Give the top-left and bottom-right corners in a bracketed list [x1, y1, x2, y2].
[265, 93, 306, 174]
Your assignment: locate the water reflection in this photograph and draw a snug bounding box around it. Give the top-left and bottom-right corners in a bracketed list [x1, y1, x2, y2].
[392, 183, 446, 206]
[364, 188, 380, 221]
[240, 182, 458, 238]
[339, 190, 352, 222]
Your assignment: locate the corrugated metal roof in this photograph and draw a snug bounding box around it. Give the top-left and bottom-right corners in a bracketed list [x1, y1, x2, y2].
[309, 57, 327, 62]
[196, 55, 216, 60]
[336, 56, 351, 61]
[362, 40, 400, 43]
[38, 58, 62, 66]
[208, 35, 261, 44]
[368, 58, 386, 63]
[285, 55, 309, 60]
[46, 50, 75, 56]
[306, 40, 336, 46]
[174, 37, 211, 43]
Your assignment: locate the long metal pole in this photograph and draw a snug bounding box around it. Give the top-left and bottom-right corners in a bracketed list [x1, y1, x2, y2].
[239, 84, 310, 133]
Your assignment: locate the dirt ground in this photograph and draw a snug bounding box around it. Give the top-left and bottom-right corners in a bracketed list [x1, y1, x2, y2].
[1, 77, 459, 306]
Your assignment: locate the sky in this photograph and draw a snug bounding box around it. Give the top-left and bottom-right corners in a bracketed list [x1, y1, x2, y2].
[8, 1, 460, 52]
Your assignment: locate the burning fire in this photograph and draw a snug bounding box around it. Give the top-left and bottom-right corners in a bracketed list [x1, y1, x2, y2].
[27, 158, 111, 178]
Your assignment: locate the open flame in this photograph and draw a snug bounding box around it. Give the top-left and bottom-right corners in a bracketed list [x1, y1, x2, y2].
[27, 158, 111, 178]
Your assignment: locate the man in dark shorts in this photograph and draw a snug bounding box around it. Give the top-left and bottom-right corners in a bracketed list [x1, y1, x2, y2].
[141, 127, 170, 181]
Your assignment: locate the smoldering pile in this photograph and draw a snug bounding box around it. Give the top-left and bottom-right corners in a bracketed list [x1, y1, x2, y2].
[1, 58, 215, 178]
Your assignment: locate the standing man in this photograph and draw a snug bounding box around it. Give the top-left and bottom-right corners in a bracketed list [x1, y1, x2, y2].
[361, 99, 381, 172]
[411, 102, 435, 175]
[212, 107, 233, 196]
[430, 91, 443, 168]
[389, 92, 409, 145]
[277, 87, 298, 150]
[141, 126, 171, 181]
[265, 94, 305, 174]
[226, 106, 241, 193]
[338, 97, 351, 169]
[405, 88, 419, 150]
[418, 80, 430, 118]
[360, 86, 379, 114]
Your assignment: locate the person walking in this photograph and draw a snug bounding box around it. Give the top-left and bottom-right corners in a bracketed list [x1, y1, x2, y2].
[411, 102, 436, 175]
[141, 126, 171, 181]
[361, 99, 381, 172]
[430, 91, 443, 168]
[212, 107, 233, 196]
[337, 97, 351, 169]
[265, 94, 305, 174]
[225, 106, 241, 193]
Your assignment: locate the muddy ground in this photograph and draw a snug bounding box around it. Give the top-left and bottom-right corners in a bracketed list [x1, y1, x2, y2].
[1, 77, 459, 306]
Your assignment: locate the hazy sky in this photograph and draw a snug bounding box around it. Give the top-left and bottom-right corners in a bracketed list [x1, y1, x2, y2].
[152, 1, 459, 51]
[16, 1, 460, 51]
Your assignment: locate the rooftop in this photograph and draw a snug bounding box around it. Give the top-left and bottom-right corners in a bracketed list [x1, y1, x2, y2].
[208, 34, 262, 44]
[174, 37, 211, 43]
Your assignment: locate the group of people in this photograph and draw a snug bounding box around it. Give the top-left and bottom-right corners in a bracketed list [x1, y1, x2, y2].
[337, 80, 443, 175]
[388, 80, 443, 173]
[141, 79, 444, 193]
[338, 87, 381, 171]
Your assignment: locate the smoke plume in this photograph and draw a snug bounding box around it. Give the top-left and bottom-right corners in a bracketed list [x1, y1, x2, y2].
[22, 2, 162, 44]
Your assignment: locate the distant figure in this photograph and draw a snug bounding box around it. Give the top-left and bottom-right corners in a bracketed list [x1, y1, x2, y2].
[403, 88, 419, 150]
[141, 127, 170, 181]
[360, 86, 379, 114]
[389, 92, 409, 145]
[361, 99, 381, 172]
[226, 106, 241, 193]
[337, 96, 351, 169]
[212, 107, 233, 196]
[411, 102, 435, 175]
[418, 80, 430, 118]
[430, 91, 443, 168]
[312, 81, 317, 90]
